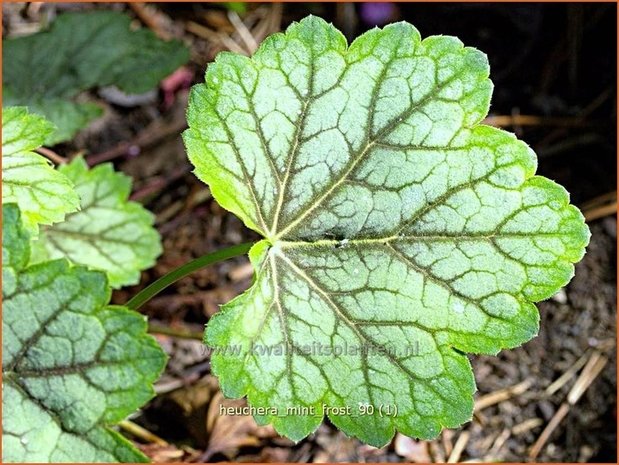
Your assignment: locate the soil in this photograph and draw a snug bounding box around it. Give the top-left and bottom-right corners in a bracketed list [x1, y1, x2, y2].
[4, 2, 616, 462]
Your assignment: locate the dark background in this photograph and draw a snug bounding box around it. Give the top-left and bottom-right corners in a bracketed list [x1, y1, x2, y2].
[4, 2, 617, 462]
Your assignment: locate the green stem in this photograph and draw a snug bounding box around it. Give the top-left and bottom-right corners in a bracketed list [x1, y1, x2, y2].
[126, 242, 254, 310]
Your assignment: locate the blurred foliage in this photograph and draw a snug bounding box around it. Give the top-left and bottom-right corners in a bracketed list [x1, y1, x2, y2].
[3, 11, 189, 144]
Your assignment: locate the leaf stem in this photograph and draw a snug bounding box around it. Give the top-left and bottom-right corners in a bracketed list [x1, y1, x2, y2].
[126, 242, 254, 310]
[118, 420, 168, 446]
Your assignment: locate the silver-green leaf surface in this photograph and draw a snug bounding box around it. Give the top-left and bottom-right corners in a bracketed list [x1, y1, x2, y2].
[32, 157, 162, 289]
[2, 107, 80, 234]
[2, 204, 166, 462]
[184, 16, 590, 446]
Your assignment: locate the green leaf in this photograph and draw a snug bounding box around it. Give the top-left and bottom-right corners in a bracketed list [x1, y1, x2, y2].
[185, 16, 590, 446]
[26, 99, 104, 147]
[217, 2, 247, 14]
[2, 204, 167, 462]
[3, 10, 190, 144]
[32, 157, 162, 289]
[2, 107, 80, 234]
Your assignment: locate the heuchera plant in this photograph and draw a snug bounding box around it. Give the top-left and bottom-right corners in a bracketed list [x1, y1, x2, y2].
[183, 16, 590, 446]
[3, 203, 165, 462]
[2, 108, 164, 462]
[2, 15, 590, 462]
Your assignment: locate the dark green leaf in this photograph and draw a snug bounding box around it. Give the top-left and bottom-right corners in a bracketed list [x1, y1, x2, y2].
[3, 11, 190, 144]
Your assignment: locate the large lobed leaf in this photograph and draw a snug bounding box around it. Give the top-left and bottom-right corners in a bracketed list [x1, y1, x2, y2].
[2, 204, 167, 462]
[3, 10, 190, 144]
[2, 107, 80, 234]
[185, 16, 590, 446]
[32, 157, 163, 289]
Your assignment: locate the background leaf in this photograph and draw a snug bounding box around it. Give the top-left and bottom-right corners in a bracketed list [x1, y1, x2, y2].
[1, 106, 80, 234]
[32, 157, 162, 289]
[185, 16, 590, 446]
[25, 99, 104, 147]
[2, 204, 167, 462]
[3, 10, 190, 144]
